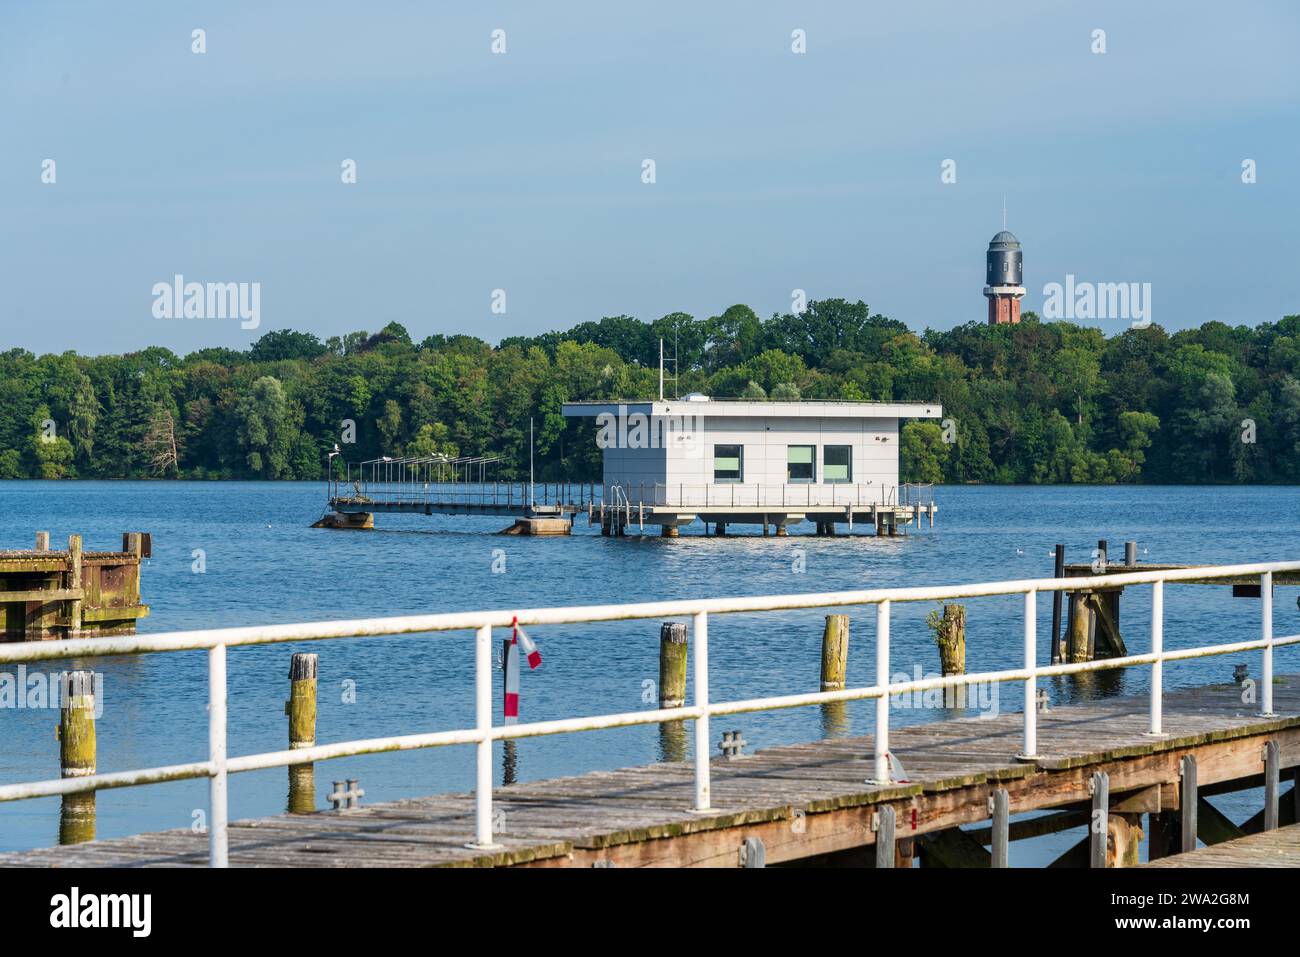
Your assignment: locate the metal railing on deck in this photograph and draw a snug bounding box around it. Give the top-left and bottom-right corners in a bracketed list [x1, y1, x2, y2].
[0, 561, 1296, 866]
[607, 482, 933, 510]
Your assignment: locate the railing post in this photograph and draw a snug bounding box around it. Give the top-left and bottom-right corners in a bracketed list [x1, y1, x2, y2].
[1150, 580, 1163, 735]
[208, 643, 228, 867]
[474, 624, 496, 845]
[874, 601, 890, 782]
[1023, 590, 1037, 758]
[1262, 571, 1274, 716]
[693, 611, 711, 812]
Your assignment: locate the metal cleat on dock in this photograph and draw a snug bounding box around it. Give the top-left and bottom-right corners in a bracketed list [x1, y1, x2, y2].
[719, 730, 747, 759]
[328, 779, 365, 811]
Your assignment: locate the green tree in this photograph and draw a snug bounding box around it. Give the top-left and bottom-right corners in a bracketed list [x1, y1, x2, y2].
[901, 422, 947, 483]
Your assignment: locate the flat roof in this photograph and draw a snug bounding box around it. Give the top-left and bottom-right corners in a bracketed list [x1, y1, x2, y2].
[562, 400, 942, 419]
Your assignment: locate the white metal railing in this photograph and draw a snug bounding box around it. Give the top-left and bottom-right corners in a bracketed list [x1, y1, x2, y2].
[608, 482, 933, 510]
[0, 561, 1296, 866]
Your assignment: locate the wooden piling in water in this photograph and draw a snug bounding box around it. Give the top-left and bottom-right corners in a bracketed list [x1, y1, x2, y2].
[286, 653, 318, 813]
[35, 531, 49, 551]
[58, 670, 96, 844]
[659, 622, 688, 708]
[1067, 593, 1092, 663]
[820, 615, 849, 691]
[67, 534, 83, 636]
[928, 604, 966, 706]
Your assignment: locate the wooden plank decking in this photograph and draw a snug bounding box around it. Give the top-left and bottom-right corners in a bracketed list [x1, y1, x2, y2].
[1143, 822, 1300, 867]
[4, 677, 1300, 867]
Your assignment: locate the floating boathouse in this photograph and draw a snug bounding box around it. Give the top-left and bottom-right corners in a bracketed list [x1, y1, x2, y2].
[562, 397, 942, 536]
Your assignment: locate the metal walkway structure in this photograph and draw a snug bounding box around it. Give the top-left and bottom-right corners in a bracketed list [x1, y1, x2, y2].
[324, 455, 597, 525]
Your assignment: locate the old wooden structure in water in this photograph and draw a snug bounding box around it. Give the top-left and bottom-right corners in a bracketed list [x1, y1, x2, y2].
[0, 532, 150, 641]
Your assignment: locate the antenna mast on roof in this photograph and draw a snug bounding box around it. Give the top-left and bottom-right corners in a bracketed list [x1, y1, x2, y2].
[659, 338, 664, 401]
[1002, 194, 1007, 230]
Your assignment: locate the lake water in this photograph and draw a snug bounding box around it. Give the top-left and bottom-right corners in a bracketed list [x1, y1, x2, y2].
[1, 481, 1297, 864]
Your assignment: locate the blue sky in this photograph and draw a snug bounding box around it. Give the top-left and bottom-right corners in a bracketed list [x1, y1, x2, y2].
[2, 0, 1297, 355]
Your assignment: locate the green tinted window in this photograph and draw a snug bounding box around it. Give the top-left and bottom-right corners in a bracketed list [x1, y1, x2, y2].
[787, 445, 814, 482]
[824, 446, 851, 482]
[714, 445, 743, 482]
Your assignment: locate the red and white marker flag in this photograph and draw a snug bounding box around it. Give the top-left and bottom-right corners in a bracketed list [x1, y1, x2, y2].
[514, 620, 542, 670]
[504, 617, 541, 725]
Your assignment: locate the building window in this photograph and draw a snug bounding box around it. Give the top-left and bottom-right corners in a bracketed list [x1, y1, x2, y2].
[787, 445, 815, 483]
[824, 446, 851, 483]
[714, 445, 743, 483]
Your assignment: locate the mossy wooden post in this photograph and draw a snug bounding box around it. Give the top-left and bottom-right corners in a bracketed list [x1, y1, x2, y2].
[928, 604, 966, 707]
[67, 534, 83, 636]
[820, 615, 849, 691]
[1108, 813, 1144, 867]
[659, 622, 688, 708]
[658, 622, 689, 762]
[285, 653, 318, 814]
[1067, 593, 1092, 663]
[57, 671, 96, 844]
[35, 531, 50, 550]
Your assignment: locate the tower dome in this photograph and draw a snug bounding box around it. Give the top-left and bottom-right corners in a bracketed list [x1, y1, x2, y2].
[986, 230, 1023, 288]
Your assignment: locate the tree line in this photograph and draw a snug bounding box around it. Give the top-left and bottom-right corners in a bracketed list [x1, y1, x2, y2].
[3, 298, 1299, 484]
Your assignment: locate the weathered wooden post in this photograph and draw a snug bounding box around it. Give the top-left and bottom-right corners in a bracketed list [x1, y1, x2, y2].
[1108, 814, 1143, 867]
[658, 622, 689, 762]
[928, 604, 966, 707]
[285, 653, 318, 813]
[67, 534, 83, 636]
[1067, 593, 1092, 663]
[659, 622, 688, 708]
[1089, 771, 1109, 868]
[58, 670, 97, 844]
[820, 615, 849, 691]
[35, 531, 49, 550]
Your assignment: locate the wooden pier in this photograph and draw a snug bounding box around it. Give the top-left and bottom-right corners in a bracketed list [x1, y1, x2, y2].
[1, 532, 150, 641]
[1143, 822, 1300, 867]
[6, 676, 1299, 868]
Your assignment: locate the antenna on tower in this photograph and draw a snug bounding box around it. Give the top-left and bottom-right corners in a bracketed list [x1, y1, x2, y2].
[659, 339, 664, 401]
[1002, 195, 1007, 230]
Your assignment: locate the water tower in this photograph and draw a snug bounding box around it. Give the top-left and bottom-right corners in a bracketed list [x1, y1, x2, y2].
[984, 229, 1025, 325]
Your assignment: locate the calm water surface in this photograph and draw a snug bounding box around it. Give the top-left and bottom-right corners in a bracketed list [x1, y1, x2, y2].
[2, 482, 1298, 863]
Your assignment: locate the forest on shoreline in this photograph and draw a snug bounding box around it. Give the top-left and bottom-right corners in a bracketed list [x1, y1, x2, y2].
[3, 299, 1299, 485]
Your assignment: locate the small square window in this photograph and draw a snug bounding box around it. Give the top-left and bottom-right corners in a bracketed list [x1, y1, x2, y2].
[714, 445, 743, 482]
[824, 446, 851, 483]
[787, 445, 815, 483]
